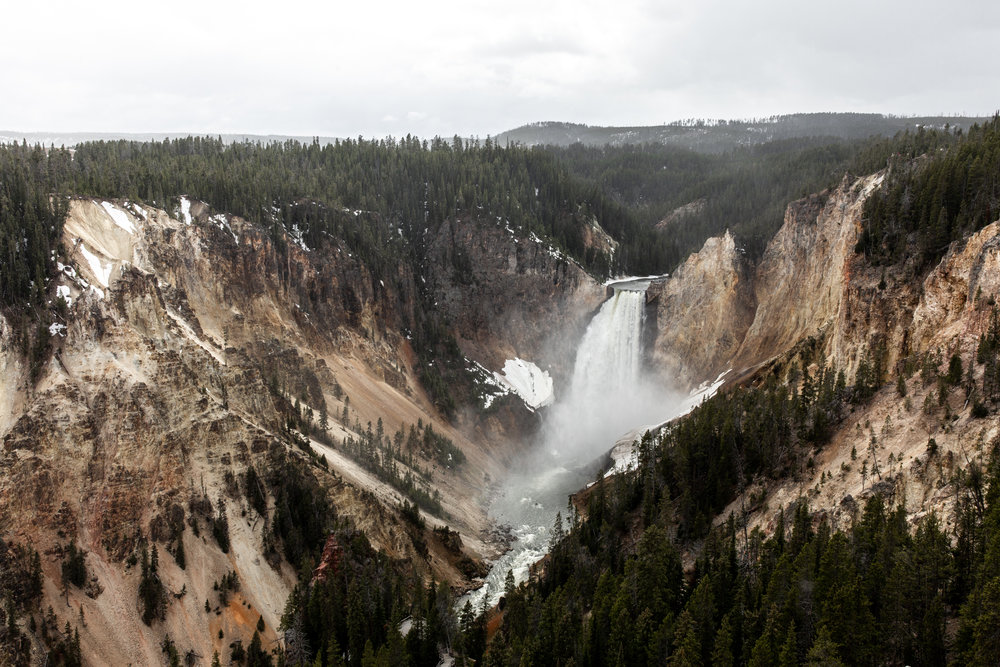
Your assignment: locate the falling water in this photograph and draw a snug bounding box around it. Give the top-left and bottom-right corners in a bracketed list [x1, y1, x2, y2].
[460, 284, 667, 612]
[549, 287, 649, 461]
[570, 288, 645, 397]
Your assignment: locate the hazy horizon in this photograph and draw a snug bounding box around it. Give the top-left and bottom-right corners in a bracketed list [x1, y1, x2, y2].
[1, 110, 995, 146]
[3, 0, 997, 139]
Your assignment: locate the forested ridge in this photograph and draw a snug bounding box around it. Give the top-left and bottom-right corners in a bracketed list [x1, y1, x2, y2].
[471, 344, 1000, 666]
[1, 118, 988, 318]
[0, 135, 666, 289]
[546, 126, 967, 263]
[496, 113, 987, 154]
[0, 143, 69, 309]
[858, 115, 1000, 270]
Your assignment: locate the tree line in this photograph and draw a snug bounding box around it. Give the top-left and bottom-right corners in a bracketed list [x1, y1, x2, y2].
[857, 115, 1000, 269]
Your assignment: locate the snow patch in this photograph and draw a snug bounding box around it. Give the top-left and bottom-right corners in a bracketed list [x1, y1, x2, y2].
[527, 231, 567, 262]
[468, 360, 508, 409]
[604, 274, 669, 288]
[675, 369, 730, 416]
[178, 196, 192, 225]
[210, 213, 239, 243]
[78, 244, 112, 289]
[496, 358, 554, 410]
[56, 285, 72, 306]
[100, 201, 136, 234]
[289, 223, 309, 251]
[604, 369, 731, 478]
[48, 323, 66, 337]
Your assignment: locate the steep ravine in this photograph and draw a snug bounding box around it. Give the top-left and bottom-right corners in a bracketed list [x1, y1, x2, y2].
[0, 198, 607, 664]
[10, 167, 999, 662]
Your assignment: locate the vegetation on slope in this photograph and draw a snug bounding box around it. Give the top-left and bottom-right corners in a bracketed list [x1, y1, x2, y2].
[0, 135, 666, 414]
[0, 143, 70, 309]
[858, 115, 1000, 269]
[466, 339, 1000, 666]
[546, 125, 968, 265]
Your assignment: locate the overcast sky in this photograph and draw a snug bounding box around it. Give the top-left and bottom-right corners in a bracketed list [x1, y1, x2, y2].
[3, 0, 997, 138]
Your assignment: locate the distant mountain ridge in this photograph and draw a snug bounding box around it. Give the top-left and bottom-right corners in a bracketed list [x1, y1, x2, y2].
[496, 112, 992, 152]
[4, 112, 993, 151]
[0, 130, 342, 147]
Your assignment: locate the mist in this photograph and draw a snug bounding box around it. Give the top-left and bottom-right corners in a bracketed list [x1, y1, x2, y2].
[537, 289, 686, 467]
[461, 284, 691, 610]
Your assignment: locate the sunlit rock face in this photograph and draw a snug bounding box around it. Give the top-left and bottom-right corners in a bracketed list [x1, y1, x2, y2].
[646, 172, 890, 388]
[646, 230, 755, 391]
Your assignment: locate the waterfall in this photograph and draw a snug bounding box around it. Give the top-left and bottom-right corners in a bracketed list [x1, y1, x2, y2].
[460, 284, 663, 612]
[543, 286, 650, 463]
[570, 289, 645, 397]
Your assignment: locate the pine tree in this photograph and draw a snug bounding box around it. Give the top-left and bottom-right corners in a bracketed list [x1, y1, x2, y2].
[174, 535, 185, 570]
[668, 610, 702, 667]
[710, 610, 735, 667]
[804, 625, 844, 666]
[778, 621, 798, 667]
[748, 605, 782, 667]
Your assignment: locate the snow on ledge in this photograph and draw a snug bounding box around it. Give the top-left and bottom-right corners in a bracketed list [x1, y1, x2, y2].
[78, 244, 112, 290]
[100, 201, 136, 234]
[604, 273, 669, 288]
[178, 196, 193, 225]
[675, 369, 730, 417]
[495, 358, 554, 411]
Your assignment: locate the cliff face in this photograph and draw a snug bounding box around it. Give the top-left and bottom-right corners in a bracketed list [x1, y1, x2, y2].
[646, 231, 755, 389]
[648, 172, 887, 387]
[736, 174, 883, 370]
[651, 170, 1000, 389]
[647, 171, 1000, 542]
[425, 217, 605, 381]
[7, 199, 592, 664]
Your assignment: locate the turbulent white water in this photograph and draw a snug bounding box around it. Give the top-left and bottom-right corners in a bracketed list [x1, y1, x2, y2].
[550, 288, 649, 461]
[460, 285, 672, 611]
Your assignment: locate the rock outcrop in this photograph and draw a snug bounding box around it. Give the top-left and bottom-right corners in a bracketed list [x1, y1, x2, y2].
[425, 217, 605, 382]
[646, 231, 755, 389]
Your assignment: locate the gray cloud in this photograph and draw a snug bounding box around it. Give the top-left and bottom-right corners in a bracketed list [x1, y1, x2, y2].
[1, 0, 997, 137]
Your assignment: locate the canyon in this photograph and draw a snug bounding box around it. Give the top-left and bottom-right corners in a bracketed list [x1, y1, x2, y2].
[3, 161, 1000, 663]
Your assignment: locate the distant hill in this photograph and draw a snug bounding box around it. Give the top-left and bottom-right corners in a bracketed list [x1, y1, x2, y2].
[0, 130, 342, 147]
[495, 112, 992, 153]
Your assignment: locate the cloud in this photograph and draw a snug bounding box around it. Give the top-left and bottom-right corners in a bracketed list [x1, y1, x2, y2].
[1, 0, 997, 137]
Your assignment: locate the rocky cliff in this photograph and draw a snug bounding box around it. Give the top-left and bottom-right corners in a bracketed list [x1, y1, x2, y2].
[647, 169, 1000, 543]
[425, 216, 605, 382]
[646, 230, 755, 389]
[0, 198, 607, 664]
[648, 172, 886, 388]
